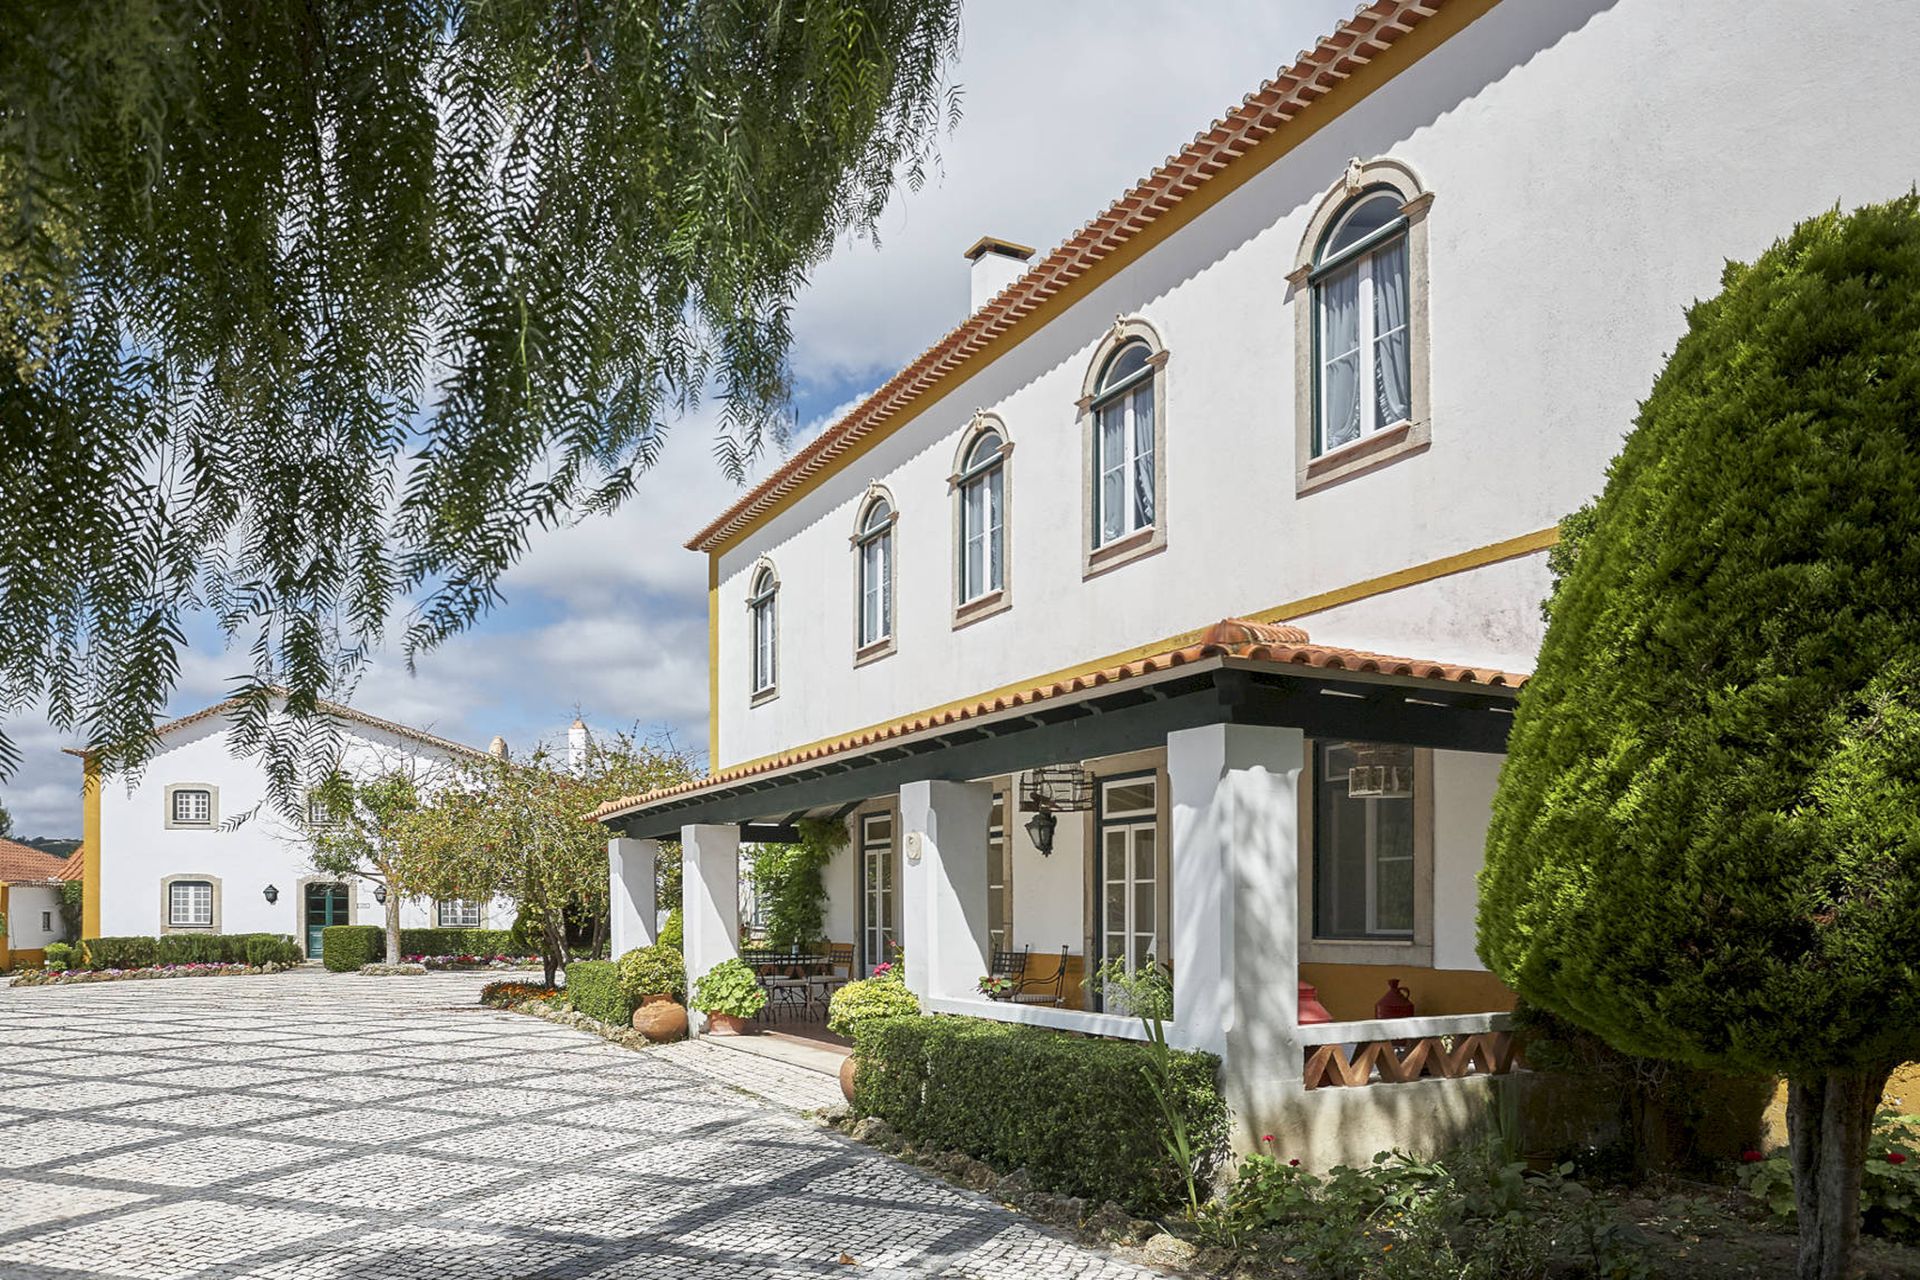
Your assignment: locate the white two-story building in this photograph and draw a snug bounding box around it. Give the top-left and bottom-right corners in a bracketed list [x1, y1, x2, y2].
[596, 0, 1920, 1159]
[75, 698, 517, 958]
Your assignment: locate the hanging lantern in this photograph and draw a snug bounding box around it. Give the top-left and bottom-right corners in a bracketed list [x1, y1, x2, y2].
[1024, 809, 1058, 857]
[1018, 764, 1093, 857]
[1345, 743, 1414, 799]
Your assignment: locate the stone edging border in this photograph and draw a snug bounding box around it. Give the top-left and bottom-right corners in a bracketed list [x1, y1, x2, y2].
[9, 961, 294, 988]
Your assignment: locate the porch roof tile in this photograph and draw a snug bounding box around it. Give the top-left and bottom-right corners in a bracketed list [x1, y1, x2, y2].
[589, 620, 1527, 826]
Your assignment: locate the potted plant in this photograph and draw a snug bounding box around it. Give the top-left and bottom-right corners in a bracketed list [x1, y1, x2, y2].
[977, 974, 1015, 999]
[617, 942, 686, 1006]
[826, 963, 921, 1100]
[692, 957, 767, 1034]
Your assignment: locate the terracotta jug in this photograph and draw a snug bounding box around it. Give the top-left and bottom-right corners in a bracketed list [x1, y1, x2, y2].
[1298, 982, 1333, 1024]
[1375, 978, 1416, 1020]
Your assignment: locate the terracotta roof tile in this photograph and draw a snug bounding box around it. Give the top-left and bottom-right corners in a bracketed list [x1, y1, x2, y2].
[688, 0, 1452, 553]
[57, 849, 83, 881]
[0, 839, 70, 884]
[589, 618, 1526, 824]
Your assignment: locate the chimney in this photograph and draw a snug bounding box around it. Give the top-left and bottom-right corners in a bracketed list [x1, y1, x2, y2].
[964, 236, 1035, 313]
[488, 735, 508, 760]
[568, 717, 591, 771]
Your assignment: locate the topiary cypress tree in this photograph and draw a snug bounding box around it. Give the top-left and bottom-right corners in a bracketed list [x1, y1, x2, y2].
[1480, 194, 1920, 1280]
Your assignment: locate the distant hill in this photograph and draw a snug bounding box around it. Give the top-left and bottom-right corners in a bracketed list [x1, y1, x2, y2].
[13, 836, 79, 858]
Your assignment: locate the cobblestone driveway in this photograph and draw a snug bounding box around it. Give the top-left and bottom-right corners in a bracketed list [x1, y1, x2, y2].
[0, 971, 1155, 1279]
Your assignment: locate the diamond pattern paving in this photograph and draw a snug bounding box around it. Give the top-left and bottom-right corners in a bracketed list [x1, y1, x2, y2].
[0, 970, 1158, 1278]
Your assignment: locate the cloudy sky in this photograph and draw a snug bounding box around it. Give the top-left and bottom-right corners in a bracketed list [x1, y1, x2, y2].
[1, 0, 1357, 838]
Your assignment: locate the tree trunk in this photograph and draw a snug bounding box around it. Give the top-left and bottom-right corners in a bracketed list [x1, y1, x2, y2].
[1788, 1066, 1890, 1280]
[384, 883, 402, 966]
[543, 917, 563, 989]
[588, 908, 607, 961]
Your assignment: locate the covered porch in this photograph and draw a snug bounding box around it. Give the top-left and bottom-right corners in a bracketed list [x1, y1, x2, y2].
[598, 619, 1531, 1161]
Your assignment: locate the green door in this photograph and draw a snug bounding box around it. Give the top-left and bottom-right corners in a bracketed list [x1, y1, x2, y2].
[305, 883, 348, 957]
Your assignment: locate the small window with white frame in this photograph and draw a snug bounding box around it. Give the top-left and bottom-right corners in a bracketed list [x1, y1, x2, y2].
[957, 428, 1006, 604]
[169, 879, 215, 928]
[748, 563, 779, 699]
[853, 490, 896, 658]
[1091, 341, 1156, 548]
[436, 899, 482, 929]
[169, 786, 214, 828]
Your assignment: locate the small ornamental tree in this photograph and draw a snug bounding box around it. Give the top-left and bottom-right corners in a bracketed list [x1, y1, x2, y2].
[307, 767, 437, 966]
[1480, 196, 1920, 1280]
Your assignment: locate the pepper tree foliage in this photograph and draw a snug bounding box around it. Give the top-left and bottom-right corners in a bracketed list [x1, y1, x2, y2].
[745, 817, 845, 947]
[406, 730, 697, 986]
[0, 0, 961, 785]
[1479, 197, 1920, 1278]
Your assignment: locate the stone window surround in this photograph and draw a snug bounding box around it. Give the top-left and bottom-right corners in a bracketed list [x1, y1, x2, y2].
[1077, 316, 1171, 579]
[747, 556, 780, 707]
[435, 898, 486, 929]
[163, 782, 220, 830]
[1296, 742, 1436, 967]
[850, 483, 899, 668]
[1289, 156, 1434, 496]
[160, 873, 222, 934]
[948, 413, 1015, 630]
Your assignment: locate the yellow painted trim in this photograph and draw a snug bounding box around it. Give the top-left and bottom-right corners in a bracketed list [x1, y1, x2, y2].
[703, 0, 1503, 557]
[714, 526, 1557, 776]
[707, 557, 721, 769]
[82, 755, 101, 938]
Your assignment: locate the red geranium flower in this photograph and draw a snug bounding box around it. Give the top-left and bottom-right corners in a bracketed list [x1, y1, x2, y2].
[1261, 1135, 1274, 1144]
[1889, 1152, 1908, 1165]
[1741, 1150, 1763, 1163]
[1289, 1159, 1301, 1167]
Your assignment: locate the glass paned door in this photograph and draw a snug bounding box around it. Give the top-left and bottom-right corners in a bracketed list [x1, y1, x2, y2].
[1095, 775, 1160, 1012]
[304, 882, 348, 957]
[986, 791, 1010, 953]
[860, 813, 896, 973]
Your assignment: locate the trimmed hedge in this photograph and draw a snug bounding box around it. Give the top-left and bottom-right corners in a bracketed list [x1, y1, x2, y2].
[321, 925, 385, 972]
[853, 1016, 1227, 1213]
[564, 959, 631, 1027]
[80, 933, 303, 971]
[397, 927, 518, 957]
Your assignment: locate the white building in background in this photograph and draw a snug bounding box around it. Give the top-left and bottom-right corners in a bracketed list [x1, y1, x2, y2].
[75, 698, 518, 958]
[596, 0, 1920, 1164]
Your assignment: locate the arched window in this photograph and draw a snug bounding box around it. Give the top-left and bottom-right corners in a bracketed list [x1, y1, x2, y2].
[1091, 339, 1157, 548]
[1291, 158, 1431, 494]
[1313, 191, 1410, 454]
[957, 428, 1006, 603]
[748, 563, 778, 698]
[854, 493, 895, 653]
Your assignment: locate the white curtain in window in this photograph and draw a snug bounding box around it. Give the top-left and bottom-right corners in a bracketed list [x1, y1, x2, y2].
[1319, 264, 1362, 449]
[1131, 385, 1155, 529]
[1097, 402, 1125, 544]
[986, 466, 1003, 591]
[1372, 238, 1411, 427]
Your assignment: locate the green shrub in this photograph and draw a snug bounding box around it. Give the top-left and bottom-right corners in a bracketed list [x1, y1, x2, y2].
[321, 925, 384, 972]
[657, 906, 683, 951]
[1743, 1109, 1920, 1243]
[78, 933, 303, 970]
[616, 943, 685, 1003]
[245, 935, 302, 967]
[42, 941, 75, 970]
[396, 927, 519, 956]
[852, 1015, 1227, 1213]
[692, 957, 769, 1018]
[564, 959, 631, 1026]
[827, 969, 919, 1038]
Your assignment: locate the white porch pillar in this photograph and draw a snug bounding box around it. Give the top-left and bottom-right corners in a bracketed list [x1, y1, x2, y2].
[1168, 723, 1305, 1127]
[681, 823, 741, 1034]
[607, 837, 658, 958]
[898, 779, 993, 1004]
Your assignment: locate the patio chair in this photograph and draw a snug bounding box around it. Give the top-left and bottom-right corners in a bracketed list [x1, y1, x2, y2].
[1009, 945, 1071, 1007]
[742, 948, 809, 1022]
[807, 943, 855, 1019]
[985, 945, 1028, 1000]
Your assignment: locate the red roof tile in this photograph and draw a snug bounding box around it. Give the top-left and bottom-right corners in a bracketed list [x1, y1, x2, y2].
[589, 618, 1526, 824]
[0, 839, 71, 884]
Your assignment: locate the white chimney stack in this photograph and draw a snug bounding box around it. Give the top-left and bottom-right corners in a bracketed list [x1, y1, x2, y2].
[488, 735, 508, 760]
[964, 236, 1035, 313]
[568, 717, 591, 771]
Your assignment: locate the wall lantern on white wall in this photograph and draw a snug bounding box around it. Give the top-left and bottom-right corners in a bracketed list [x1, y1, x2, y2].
[1018, 764, 1093, 857]
[263, 884, 279, 904]
[373, 883, 388, 905]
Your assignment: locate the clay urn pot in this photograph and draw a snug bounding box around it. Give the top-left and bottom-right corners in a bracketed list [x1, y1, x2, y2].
[630, 1000, 688, 1043]
[640, 992, 675, 1006]
[838, 1053, 858, 1103]
[1298, 982, 1334, 1025]
[705, 1011, 753, 1036]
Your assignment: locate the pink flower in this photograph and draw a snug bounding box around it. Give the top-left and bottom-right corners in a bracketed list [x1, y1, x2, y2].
[1261, 1135, 1274, 1144]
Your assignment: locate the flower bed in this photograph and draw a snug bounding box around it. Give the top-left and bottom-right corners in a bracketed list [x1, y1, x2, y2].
[480, 979, 558, 1007]
[11, 961, 292, 987]
[405, 953, 539, 971]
